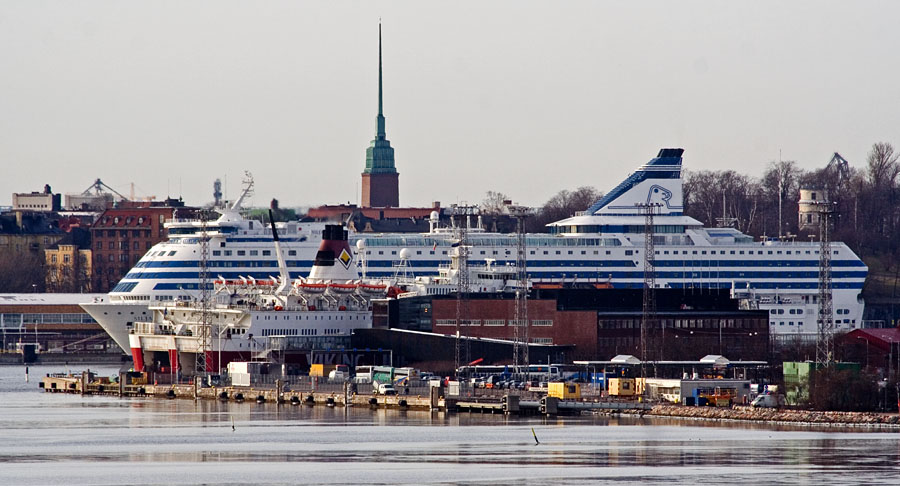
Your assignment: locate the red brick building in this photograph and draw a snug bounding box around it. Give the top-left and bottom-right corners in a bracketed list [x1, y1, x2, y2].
[430, 297, 599, 359]
[390, 289, 770, 362]
[91, 199, 195, 292]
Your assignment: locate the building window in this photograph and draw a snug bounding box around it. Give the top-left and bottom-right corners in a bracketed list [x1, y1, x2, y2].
[531, 319, 553, 327]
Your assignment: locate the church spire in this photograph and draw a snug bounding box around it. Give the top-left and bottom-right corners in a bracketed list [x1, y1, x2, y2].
[376, 21, 386, 138]
[361, 20, 399, 208]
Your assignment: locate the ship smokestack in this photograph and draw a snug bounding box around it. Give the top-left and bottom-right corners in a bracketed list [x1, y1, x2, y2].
[307, 225, 358, 282]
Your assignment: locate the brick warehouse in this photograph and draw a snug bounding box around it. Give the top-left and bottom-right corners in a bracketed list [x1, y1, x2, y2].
[90, 199, 196, 293]
[385, 289, 769, 362]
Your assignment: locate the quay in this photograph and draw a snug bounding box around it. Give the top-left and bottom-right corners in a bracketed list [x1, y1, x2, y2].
[40, 372, 653, 416]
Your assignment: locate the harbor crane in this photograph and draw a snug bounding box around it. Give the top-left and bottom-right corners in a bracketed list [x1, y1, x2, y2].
[82, 178, 128, 201]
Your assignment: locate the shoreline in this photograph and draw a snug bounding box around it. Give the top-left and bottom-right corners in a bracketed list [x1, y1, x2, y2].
[615, 404, 900, 428]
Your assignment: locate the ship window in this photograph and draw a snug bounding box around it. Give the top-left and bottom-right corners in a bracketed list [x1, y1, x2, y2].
[213, 251, 221, 256]
[263, 250, 271, 256]
[543, 251, 548, 255]
[249, 250, 258, 256]
[224, 250, 232, 256]
[289, 250, 296, 256]
[237, 250, 245, 256]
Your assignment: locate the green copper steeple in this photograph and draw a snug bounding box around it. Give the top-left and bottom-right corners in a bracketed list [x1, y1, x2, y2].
[364, 22, 396, 175]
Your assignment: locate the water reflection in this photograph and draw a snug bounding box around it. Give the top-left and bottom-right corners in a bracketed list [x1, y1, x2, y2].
[2, 365, 900, 485]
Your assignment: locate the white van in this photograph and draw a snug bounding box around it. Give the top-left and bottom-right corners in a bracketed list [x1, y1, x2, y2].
[373, 382, 397, 396]
[750, 394, 785, 408]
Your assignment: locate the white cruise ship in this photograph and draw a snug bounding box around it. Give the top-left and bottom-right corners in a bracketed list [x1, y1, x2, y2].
[82, 149, 867, 354]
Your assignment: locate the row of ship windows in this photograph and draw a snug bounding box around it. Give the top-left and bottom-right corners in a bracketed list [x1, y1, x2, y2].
[261, 328, 321, 336]
[261, 314, 364, 321]
[774, 319, 856, 326]
[359, 237, 621, 247]
[658, 249, 838, 256]
[769, 308, 852, 315]
[146, 249, 299, 258]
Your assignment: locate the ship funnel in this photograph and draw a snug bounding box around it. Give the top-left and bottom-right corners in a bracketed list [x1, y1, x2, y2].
[307, 225, 359, 282]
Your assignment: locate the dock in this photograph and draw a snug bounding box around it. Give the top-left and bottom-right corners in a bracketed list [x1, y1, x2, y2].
[42, 373, 653, 415]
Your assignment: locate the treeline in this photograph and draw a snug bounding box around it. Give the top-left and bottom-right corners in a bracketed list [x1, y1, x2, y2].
[683, 142, 899, 294]
[512, 142, 899, 294]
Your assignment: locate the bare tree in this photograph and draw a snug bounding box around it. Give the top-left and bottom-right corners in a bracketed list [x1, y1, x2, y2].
[0, 251, 46, 293]
[480, 191, 510, 215]
[530, 186, 602, 231]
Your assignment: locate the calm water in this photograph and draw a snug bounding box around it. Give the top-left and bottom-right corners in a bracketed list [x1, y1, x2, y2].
[1, 364, 899, 485]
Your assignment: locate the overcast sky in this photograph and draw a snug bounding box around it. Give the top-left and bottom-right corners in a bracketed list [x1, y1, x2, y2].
[2, 1, 899, 209]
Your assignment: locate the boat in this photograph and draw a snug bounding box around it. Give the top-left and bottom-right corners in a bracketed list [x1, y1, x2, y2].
[86, 148, 868, 353]
[127, 223, 386, 374]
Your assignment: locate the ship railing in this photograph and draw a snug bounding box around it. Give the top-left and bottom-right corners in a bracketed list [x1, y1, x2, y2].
[862, 320, 887, 328]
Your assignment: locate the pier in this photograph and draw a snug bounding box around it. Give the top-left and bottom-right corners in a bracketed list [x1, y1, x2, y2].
[41, 372, 654, 416]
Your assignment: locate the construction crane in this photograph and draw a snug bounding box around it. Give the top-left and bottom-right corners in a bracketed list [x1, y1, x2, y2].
[826, 152, 852, 185]
[82, 178, 128, 201]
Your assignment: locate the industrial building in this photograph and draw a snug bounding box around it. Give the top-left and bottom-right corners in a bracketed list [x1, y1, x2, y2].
[381, 288, 770, 362]
[0, 293, 116, 358]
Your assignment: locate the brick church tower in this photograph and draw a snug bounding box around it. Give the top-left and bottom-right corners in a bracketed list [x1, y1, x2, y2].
[361, 23, 399, 208]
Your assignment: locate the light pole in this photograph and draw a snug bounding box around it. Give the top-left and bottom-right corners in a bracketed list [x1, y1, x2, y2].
[857, 336, 869, 368]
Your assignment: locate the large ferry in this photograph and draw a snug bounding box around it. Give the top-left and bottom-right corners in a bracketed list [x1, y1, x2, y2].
[82, 149, 867, 353]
